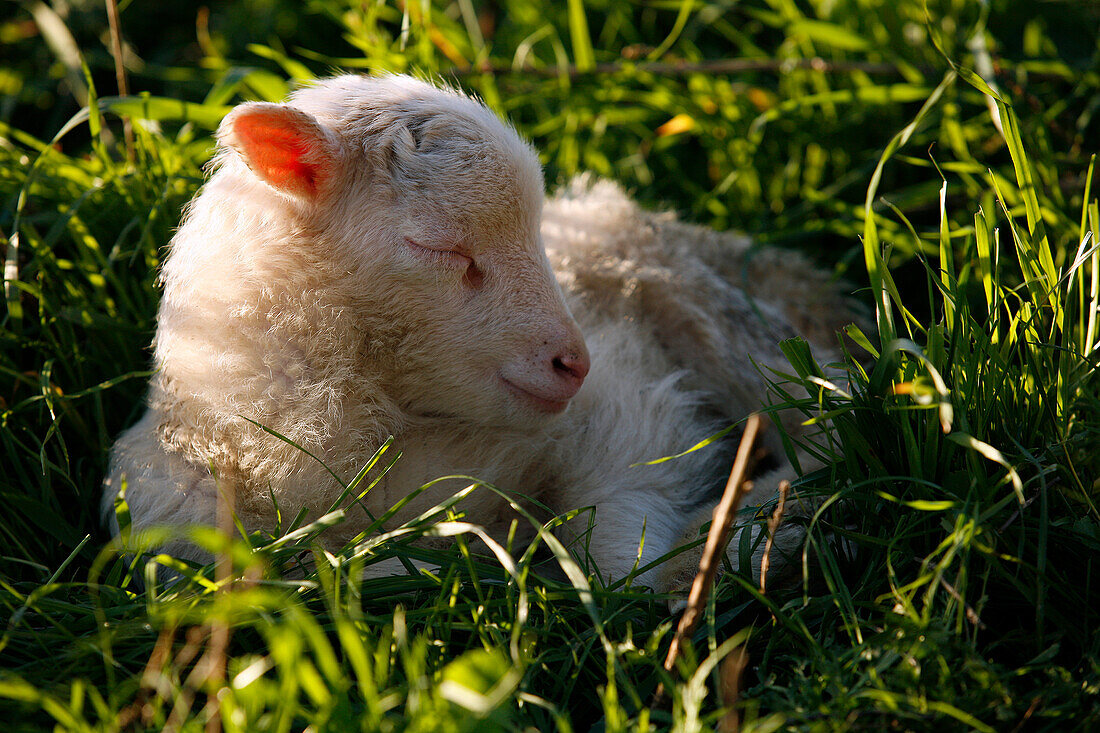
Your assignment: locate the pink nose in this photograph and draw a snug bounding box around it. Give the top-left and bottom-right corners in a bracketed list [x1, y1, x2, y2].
[552, 349, 590, 387]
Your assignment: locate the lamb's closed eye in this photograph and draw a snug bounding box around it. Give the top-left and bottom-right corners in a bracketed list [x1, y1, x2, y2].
[403, 236, 472, 268]
[403, 236, 485, 288]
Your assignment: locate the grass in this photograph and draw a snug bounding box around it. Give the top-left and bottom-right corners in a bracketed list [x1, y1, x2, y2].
[1, 0, 1099, 730]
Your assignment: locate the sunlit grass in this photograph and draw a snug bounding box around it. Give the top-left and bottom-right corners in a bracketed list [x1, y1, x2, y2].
[1, 0, 1099, 730]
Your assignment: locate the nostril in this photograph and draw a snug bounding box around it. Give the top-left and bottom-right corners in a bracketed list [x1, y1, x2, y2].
[553, 352, 590, 382]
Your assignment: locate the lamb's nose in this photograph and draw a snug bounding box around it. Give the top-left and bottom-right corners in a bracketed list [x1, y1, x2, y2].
[552, 349, 590, 386]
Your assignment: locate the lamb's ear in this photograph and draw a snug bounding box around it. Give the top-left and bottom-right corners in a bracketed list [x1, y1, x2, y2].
[217, 103, 343, 201]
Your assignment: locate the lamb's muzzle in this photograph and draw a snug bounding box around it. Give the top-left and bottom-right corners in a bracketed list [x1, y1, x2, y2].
[499, 324, 590, 413]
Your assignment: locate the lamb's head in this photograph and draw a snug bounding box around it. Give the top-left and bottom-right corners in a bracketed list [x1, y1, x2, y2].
[213, 74, 589, 429]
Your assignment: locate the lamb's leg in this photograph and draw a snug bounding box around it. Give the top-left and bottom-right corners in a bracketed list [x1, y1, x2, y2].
[659, 458, 831, 598]
[546, 478, 692, 589]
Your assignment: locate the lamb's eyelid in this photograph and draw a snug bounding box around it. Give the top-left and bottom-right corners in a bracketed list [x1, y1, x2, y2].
[403, 237, 472, 266]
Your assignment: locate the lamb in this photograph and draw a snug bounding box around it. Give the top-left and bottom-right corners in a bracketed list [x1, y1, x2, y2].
[101, 74, 859, 590]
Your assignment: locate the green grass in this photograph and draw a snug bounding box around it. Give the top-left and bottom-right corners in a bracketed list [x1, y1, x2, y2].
[2, 0, 1099, 730]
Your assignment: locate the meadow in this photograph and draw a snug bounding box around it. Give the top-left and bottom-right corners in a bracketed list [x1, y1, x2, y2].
[1, 0, 1098, 729]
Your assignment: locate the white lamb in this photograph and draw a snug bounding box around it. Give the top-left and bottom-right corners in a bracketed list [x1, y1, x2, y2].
[101, 74, 858, 590]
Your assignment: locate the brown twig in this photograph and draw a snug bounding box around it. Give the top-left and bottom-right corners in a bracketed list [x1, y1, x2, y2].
[164, 626, 210, 732]
[157, 469, 237, 732]
[1009, 696, 1042, 733]
[117, 623, 177, 729]
[758, 480, 790, 597]
[656, 413, 761, 700]
[197, 467, 238, 733]
[940, 579, 987, 630]
[104, 0, 134, 162]
[717, 645, 750, 733]
[124, 464, 243, 730]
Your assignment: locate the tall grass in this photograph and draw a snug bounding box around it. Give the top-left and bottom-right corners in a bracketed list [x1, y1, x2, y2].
[1, 0, 1099, 730]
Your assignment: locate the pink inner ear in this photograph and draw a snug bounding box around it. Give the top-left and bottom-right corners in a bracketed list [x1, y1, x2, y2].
[234, 114, 323, 198]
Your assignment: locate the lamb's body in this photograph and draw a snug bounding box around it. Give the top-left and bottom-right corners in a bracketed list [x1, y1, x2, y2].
[102, 75, 857, 588]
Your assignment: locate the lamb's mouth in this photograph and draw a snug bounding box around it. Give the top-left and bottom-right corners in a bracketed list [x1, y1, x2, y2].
[499, 376, 571, 414]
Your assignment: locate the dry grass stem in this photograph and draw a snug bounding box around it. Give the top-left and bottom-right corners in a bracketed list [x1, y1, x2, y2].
[116, 624, 177, 728]
[941, 579, 987, 629]
[758, 479, 790, 596]
[717, 645, 750, 733]
[163, 626, 209, 732]
[159, 472, 238, 731]
[103, 0, 134, 161]
[656, 413, 761, 700]
[197, 469, 239, 733]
